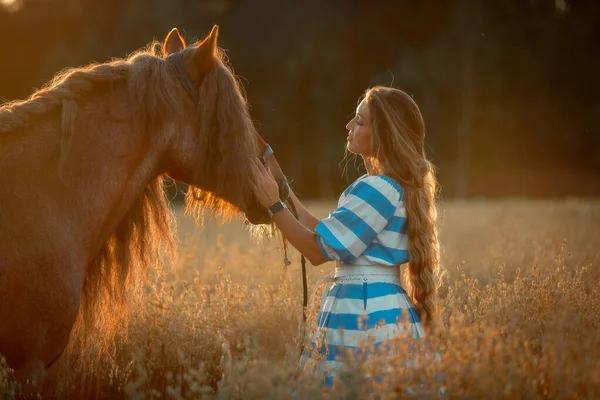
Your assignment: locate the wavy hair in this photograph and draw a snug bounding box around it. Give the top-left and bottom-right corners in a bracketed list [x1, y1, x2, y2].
[360, 86, 440, 329]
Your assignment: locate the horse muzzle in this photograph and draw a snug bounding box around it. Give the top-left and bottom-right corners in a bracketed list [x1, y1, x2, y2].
[245, 178, 291, 225]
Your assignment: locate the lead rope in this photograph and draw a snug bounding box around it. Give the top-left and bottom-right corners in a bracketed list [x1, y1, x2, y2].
[259, 146, 308, 357]
[285, 199, 308, 321]
[280, 194, 308, 358]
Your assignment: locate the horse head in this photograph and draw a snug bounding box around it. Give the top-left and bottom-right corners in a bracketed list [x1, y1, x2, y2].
[160, 26, 287, 225]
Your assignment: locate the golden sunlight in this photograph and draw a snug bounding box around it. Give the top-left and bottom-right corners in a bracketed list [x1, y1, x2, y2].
[1, 0, 22, 12]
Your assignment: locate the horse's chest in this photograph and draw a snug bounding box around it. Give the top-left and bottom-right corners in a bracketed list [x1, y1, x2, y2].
[0, 252, 84, 370]
[0, 251, 85, 314]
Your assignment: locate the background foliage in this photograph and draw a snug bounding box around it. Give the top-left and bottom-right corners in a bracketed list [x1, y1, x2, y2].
[1, 0, 598, 198]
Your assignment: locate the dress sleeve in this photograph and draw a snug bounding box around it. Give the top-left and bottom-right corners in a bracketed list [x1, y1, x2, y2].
[315, 176, 400, 263]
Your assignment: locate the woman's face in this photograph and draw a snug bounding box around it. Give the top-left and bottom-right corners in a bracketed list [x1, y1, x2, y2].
[345, 98, 372, 156]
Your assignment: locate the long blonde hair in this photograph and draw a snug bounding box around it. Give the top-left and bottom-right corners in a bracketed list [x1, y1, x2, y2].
[362, 86, 440, 328]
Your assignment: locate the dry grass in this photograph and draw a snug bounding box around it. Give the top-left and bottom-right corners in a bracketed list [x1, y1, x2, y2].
[2, 199, 599, 399]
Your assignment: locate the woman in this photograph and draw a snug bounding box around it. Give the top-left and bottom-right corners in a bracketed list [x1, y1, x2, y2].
[251, 86, 440, 386]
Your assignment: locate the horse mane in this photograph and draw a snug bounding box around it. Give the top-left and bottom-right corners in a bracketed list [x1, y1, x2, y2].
[184, 47, 259, 227]
[0, 40, 259, 356]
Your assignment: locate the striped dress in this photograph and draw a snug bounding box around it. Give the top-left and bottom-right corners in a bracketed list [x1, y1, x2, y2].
[300, 174, 424, 386]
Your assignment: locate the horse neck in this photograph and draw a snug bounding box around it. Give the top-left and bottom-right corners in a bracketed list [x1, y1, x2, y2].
[58, 93, 164, 260]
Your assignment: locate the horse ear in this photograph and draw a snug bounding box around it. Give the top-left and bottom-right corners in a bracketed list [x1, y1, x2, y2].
[188, 25, 219, 74]
[199, 25, 219, 56]
[163, 28, 186, 56]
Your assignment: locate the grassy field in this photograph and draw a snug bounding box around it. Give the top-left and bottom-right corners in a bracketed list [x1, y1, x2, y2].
[2, 199, 600, 399]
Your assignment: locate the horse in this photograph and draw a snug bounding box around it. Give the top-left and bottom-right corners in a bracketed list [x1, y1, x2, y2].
[0, 26, 289, 385]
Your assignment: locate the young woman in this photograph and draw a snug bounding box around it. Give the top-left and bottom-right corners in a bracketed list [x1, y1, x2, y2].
[251, 86, 440, 386]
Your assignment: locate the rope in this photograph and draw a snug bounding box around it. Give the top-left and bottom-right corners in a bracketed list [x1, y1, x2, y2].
[258, 146, 308, 357]
[279, 196, 309, 358]
[285, 198, 308, 321]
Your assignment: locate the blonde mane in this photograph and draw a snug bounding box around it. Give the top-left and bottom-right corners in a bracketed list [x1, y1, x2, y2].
[0, 39, 259, 355]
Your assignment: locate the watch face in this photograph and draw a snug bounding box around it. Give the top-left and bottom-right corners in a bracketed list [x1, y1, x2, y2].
[268, 201, 286, 216]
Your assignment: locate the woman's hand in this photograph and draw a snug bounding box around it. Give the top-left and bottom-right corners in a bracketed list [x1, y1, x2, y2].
[251, 158, 280, 209]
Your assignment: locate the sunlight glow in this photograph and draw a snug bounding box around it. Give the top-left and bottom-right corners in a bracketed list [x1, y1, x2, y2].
[1, 0, 22, 12]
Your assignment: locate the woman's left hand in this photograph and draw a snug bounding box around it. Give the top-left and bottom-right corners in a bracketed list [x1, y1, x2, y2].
[251, 158, 280, 209]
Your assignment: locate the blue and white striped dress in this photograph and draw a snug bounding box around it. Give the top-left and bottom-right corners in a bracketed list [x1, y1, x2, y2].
[300, 174, 424, 386]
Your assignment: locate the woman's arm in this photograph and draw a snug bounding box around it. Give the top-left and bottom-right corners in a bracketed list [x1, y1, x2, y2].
[287, 190, 320, 231]
[270, 208, 328, 266]
[252, 159, 329, 266]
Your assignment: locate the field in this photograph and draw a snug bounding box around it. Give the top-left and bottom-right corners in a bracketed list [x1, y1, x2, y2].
[2, 199, 600, 399]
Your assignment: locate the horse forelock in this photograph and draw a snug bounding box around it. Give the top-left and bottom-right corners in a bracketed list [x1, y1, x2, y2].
[183, 49, 259, 225]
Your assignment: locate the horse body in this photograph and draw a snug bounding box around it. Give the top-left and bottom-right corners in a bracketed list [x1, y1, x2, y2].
[1, 116, 84, 375]
[0, 67, 168, 376]
[0, 26, 288, 383]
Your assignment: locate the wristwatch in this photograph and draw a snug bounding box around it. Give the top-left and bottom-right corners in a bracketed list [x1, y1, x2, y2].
[267, 200, 287, 218]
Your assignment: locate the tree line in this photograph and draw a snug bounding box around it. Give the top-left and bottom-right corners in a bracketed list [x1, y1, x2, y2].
[1, 0, 598, 198]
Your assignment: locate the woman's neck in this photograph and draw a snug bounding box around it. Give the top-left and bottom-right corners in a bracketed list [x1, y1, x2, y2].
[363, 157, 377, 176]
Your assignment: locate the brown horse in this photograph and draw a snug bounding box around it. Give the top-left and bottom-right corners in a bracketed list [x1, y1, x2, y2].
[0, 26, 288, 383]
